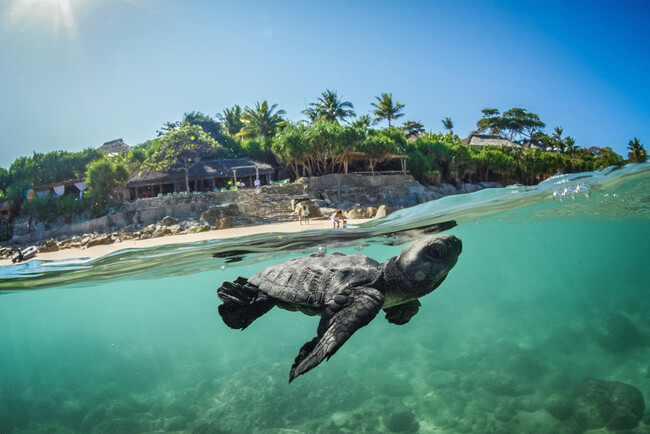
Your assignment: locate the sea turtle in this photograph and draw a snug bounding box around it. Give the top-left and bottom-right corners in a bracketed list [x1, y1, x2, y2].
[217, 234, 462, 382]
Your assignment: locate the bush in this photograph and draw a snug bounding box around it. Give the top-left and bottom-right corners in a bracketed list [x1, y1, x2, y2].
[19, 194, 93, 222]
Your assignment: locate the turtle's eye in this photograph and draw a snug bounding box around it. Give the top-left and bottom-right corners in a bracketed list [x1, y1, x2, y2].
[427, 245, 445, 260]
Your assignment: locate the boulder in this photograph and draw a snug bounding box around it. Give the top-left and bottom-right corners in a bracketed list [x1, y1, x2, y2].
[375, 205, 391, 218]
[87, 235, 112, 248]
[38, 239, 59, 253]
[160, 216, 179, 226]
[200, 205, 238, 228]
[571, 378, 645, 430]
[218, 218, 233, 229]
[594, 313, 641, 354]
[345, 209, 364, 219]
[364, 207, 377, 218]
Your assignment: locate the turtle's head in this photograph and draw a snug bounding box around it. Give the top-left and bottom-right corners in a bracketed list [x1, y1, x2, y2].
[396, 234, 462, 292]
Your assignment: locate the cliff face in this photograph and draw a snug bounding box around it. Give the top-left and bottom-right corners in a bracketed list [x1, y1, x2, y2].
[7, 175, 500, 245]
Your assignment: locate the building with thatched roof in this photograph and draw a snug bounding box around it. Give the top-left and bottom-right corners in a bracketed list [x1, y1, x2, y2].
[99, 139, 131, 157]
[463, 134, 522, 148]
[126, 158, 274, 199]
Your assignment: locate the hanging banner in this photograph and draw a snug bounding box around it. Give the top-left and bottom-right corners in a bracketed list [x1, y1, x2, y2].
[74, 182, 88, 198]
[53, 185, 65, 196]
[36, 191, 50, 199]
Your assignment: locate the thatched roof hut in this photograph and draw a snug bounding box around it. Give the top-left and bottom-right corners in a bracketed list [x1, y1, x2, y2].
[126, 158, 274, 199]
[99, 139, 131, 157]
[463, 134, 521, 148]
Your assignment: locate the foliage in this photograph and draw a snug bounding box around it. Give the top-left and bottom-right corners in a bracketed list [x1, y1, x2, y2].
[239, 101, 286, 142]
[627, 138, 647, 163]
[143, 124, 220, 194]
[303, 89, 356, 124]
[19, 194, 94, 222]
[182, 111, 223, 142]
[361, 132, 398, 174]
[86, 158, 130, 205]
[371, 93, 405, 127]
[272, 123, 310, 178]
[352, 115, 373, 131]
[475, 107, 545, 141]
[442, 117, 454, 135]
[218, 105, 245, 136]
[401, 121, 425, 138]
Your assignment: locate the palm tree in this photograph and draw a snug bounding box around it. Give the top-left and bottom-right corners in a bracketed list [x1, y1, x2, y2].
[371, 92, 404, 128]
[238, 101, 286, 143]
[218, 105, 245, 136]
[564, 136, 576, 154]
[627, 137, 648, 163]
[304, 89, 355, 124]
[352, 115, 373, 130]
[442, 117, 454, 135]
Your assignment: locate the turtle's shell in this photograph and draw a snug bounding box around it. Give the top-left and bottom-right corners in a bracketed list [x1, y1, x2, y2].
[248, 252, 382, 307]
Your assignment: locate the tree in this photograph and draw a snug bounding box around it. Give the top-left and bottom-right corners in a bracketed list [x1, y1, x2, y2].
[564, 136, 577, 154]
[352, 115, 373, 131]
[401, 121, 425, 138]
[361, 133, 397, 174]
[474, 107, 545, 142]
[303, 89, 355, 124]
[627, 138, 648, 163]
[143, 124, 220, 194]
[86, 158, 130, 210]
[371, 92, 404, 128]
[239, 101, 286, 143]
[272, 123, 310, 178]
[182, 111, 223, 142]
[218, 105, 245, 136]
[442, 117, 454, 135]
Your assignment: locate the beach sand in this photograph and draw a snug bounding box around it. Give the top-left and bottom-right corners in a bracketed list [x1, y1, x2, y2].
[0, 218, 374, 267]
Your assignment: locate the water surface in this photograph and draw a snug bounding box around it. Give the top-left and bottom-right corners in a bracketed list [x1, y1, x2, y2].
[1, 163, 649, 433]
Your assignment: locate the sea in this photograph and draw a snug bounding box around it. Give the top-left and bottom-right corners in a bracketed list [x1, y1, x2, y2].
[1, 163, 648, 433]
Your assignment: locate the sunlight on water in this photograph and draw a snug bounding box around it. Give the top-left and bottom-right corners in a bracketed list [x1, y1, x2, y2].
[1, 163, 649, 432]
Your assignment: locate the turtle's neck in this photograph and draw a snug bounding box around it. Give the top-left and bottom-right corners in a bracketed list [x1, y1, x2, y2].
[374, 257, 414, 307]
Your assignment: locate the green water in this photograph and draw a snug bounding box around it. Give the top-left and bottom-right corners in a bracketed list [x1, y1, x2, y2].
[1, 164, 649, 433]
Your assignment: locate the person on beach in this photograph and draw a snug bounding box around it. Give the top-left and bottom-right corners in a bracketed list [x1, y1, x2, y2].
[331, 209, 345, 228]
[298, 205, 304, 225]
[302, 204, 310, 225]
[254, 178, 261, 194]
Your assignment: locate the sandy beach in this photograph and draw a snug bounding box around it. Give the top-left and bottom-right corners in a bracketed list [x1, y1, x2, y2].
[0, 218, 374, 267]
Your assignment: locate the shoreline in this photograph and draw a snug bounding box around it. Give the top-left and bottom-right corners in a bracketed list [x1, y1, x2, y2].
[0, 218, 374, 267]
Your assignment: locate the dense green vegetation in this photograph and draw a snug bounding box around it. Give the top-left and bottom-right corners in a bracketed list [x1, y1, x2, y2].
[0, 89, 646, 223]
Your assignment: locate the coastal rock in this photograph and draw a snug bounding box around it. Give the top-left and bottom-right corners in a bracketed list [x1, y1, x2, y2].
[375, 205, 391, 218]
[364, 207, 377, 218]
[200, 205, 238, 228]
[218, 218, 233, 229]
[571, 378, 645, 430]
[87, 235, 112, 248]
[38, 239, 59, 253]
[160, 216, 179, 226]
[345, 209, 364, 219]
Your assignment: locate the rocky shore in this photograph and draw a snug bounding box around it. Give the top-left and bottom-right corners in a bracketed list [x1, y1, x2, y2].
[0, 175, 501, 261]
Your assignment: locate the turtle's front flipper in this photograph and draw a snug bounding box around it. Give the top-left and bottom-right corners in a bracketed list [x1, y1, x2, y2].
[289, 287, 384, 382]
[383, 300, 421, 325]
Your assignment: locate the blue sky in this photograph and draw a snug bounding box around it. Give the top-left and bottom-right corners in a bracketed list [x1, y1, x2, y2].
[1, 0, 648, 168]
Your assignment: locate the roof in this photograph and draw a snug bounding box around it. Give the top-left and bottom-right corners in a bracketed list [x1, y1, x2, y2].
[99, 139, 131, 156]
[127, 158, 274, 188]
[463, 134, 521, 148]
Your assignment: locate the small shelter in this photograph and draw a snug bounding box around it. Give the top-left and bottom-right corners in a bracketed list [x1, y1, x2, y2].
[126, 158, 274, 199]
[463, 134, 521, 148]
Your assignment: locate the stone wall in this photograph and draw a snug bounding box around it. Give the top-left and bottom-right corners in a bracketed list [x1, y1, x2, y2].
[5, 176, 500, 245]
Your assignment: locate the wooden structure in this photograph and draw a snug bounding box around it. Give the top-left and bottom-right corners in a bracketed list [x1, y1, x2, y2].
[126, 158, 274, 199]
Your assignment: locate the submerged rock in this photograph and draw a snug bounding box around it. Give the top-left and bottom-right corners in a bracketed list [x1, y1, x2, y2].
[594, 313, 642, 354]
[384, 410, 419, 433]
[571, 378, 645, 430]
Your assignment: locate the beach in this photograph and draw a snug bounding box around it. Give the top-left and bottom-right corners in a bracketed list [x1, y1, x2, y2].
[0, 218, 374, 267]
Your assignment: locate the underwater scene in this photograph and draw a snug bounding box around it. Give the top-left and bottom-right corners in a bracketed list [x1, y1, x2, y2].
[1, 163, 649, 433]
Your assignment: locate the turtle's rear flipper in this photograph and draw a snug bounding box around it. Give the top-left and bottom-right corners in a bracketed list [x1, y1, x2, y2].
[383, 300, 421, 325]
[217, 277, 275, 330]
[289, 287, 384, 382]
